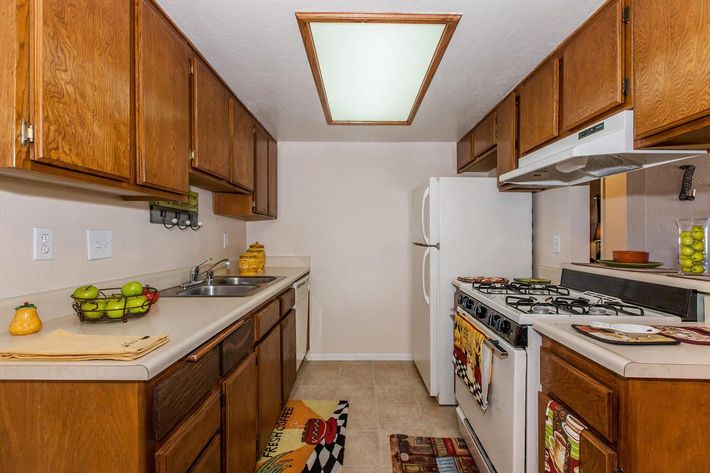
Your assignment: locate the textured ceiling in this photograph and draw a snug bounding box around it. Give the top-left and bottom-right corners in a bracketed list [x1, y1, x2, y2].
[156, 0, 605, 142]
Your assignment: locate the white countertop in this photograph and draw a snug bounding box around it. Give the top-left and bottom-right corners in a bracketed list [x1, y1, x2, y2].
[0, 265, 309, 381]
[533, 320, 710, 380]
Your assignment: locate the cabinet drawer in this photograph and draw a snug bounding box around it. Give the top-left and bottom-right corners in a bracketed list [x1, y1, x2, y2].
[190, 434, 221, 473]
[155, 389, 221, 473]
[254, 299, 280, 341]
[537, 392, 617, 473]
[222, 317, 254, 376]
[280, 288, 296, 317]
[152, 346, 220, 440]
[540, 349, 615, 441]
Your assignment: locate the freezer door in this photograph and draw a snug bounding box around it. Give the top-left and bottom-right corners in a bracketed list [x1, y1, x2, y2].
[411, 178, 437, 246]
[412, 242, 437, 394]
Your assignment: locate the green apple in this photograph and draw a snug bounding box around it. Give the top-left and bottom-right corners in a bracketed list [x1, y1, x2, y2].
[125, 295, 149, 315]
[680, 257, 694, 268]
[80, 299, 106, 319]
[104, 298, 126, 319]
[680, 230, 693, 238]
[681, 235, 695, 246]
[692, 241, 705, 252]
[692, 225, 705, 232]
[682, 267, 693, 273]
[692, 229, 705, 241]
[72, 285, 99, 300]
[121, 281, 144, 297]
[691, 264, 705, 273]
[691, 252, 705, 262]
[681, 246, 695, 256]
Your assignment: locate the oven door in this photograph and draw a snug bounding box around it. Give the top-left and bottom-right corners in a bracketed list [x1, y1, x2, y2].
[455, 308, 527, 473]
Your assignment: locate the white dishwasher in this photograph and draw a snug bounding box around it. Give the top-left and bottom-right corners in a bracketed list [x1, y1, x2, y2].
[293, 274, 310, 370]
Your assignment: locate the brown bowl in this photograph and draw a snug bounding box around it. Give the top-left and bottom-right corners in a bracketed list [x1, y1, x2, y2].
[612, 250, 650, 263]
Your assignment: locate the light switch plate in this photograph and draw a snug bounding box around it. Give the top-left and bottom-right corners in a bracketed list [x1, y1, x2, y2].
[552, 235, 561, 254]
[223, 233, 229, 249]
[33, 227, 54, 260]
[87, 230, 112, 260]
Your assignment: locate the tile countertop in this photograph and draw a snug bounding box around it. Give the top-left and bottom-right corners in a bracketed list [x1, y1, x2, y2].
[0, 265, 309, 381]
[533, 320, 710, 380]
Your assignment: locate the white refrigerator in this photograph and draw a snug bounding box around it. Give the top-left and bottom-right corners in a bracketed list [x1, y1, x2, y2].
[411, 177, 532, 405]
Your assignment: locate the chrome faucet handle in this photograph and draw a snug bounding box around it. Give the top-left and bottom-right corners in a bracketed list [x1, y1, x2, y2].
[190, 257, 213, 282]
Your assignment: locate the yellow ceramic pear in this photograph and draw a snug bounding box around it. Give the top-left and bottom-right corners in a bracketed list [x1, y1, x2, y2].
[8, 302, 42, 336]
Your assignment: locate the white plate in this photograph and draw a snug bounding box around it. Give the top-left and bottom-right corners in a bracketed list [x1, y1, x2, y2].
[590, 322, 659, 334]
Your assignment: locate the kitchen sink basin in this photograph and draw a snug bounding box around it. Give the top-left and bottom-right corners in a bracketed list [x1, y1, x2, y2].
[160, 275, 285, 298]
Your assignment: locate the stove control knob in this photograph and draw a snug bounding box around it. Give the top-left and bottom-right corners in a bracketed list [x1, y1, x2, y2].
[464, 298, 474, 310]
[474, 305, 486, 318]
[489, 313, 500, 326]
[499, 320, 512, 335]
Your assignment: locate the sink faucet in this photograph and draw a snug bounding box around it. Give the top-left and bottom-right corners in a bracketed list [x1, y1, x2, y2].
[186, 257, 231, 287]
[190, 257, 213, 284]
[201, 258, 231, 282]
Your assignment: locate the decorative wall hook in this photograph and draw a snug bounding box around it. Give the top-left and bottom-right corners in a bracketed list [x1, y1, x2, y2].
[150, 191, 202, 231]
[679, 165, 696, 201]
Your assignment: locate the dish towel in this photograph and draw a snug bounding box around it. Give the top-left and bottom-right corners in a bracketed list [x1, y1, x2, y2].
[543, 399, 587, 473]
[0, 329, 169, 361]
[453, 313, 492, 411]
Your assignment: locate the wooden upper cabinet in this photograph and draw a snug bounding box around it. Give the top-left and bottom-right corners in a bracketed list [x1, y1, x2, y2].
[230, 97, 255, 191]
[496, 93, 518, 177]
[192, 57, 231, 180]
[136, 0, 190, 195]
[561, 0, 624, 132]
[456, 132, 473, 171]
[253, 125, 269, 216]
[267, 138, 277, 218]
[473, 111, 497, 158]
[519, 57, 560, 155]
[633, 0, 710, 144]
[32, 0, 132, 181]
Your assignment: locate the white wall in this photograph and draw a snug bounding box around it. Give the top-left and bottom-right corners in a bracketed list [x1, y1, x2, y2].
[532, 186, 590, 283]
[0, 177, 246, 298]
[247, 141, 457, 358]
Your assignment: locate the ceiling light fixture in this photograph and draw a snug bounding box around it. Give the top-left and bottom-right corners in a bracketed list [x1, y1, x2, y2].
[296, 12, 461, 125]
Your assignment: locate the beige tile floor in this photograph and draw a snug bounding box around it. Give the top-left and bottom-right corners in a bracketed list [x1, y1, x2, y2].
[289, 361, 461, 473]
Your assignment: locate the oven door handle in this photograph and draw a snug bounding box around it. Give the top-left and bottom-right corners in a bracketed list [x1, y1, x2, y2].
[483, 338, 509, 359]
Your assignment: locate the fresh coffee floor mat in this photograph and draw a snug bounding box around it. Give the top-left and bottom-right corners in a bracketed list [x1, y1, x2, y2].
[390, 434, 479, 473]
[256, 400, 349, 473]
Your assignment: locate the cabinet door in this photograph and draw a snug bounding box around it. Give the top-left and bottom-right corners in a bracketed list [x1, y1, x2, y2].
[537, 392, 617, 473]
[137, 0, 190, 194]
[561, 0, 624, 132]
[519, 58, 560, 155]
[456, 132, 473, 171]
[192, 58, 230, 180]
[230, 97, 255, 191]
[33, 0, 131, 181]
[473, 111, 497, 158]
[281, 309, 297, 401]
[633, 0, 710, 139]
[253, 125, 269, 216]
[190, 434, 221, 473]
[267, 138, 278, 218]
[223, 352, 258, 473]
[496, 93, 518, 177]
[257, 327, 282, 454]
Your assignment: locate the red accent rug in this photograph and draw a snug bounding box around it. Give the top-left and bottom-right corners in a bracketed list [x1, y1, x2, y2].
[390, 434, 479, 473]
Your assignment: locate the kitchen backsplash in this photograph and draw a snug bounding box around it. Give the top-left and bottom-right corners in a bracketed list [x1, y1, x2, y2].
[0, 178, 246, 298]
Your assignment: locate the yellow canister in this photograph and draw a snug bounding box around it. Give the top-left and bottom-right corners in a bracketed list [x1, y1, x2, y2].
[238, 252, 260, 276]
[248, 242, 266, 271]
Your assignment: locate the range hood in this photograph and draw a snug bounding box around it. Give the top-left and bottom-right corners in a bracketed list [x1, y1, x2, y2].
[499, 110, 708, 187]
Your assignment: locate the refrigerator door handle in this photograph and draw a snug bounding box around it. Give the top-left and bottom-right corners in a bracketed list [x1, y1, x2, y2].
[413, 242, 440, 249]
[422, 247, 430, 305]
[421, 187, 430, 245]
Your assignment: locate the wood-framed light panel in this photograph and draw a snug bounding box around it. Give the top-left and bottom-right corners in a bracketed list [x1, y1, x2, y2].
[295, 12, 461, 126]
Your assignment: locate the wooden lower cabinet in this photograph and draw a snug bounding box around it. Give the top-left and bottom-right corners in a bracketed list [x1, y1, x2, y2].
[223, 352, 258, 473]
[539, 336, 710, 472]
[257, 326, 283, 454]
[190, 434, 221, 473]
[281, 309, 297, 401]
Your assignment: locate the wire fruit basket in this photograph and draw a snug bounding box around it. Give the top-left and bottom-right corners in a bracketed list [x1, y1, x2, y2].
[71, 287, 159, 323]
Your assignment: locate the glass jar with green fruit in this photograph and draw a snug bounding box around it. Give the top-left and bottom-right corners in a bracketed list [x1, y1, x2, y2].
[676, 218, 709, 275]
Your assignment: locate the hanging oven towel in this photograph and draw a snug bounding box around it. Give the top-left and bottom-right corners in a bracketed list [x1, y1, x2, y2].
[0, 329, 169, 361]
[543, 399, 587, 473]
[453, 313, 492, 411]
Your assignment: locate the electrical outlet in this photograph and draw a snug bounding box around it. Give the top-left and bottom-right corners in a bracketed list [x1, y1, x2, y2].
[33, 227, 54, 260]
[223, 233, 229, 249]
[87, 230, 112, 260]
[552, 235, 561, 254]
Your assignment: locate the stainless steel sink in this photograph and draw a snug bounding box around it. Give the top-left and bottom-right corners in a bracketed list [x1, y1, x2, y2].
[160, 275, 285, 298]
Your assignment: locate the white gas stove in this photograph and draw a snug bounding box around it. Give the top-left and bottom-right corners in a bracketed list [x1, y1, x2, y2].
[453, 269, 700, 473]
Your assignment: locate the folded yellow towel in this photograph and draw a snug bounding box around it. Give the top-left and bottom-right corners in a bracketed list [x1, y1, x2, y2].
[0, 329, 169, 361]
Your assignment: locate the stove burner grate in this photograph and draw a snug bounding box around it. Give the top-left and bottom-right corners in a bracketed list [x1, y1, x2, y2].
[505, 296, 561, 314]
